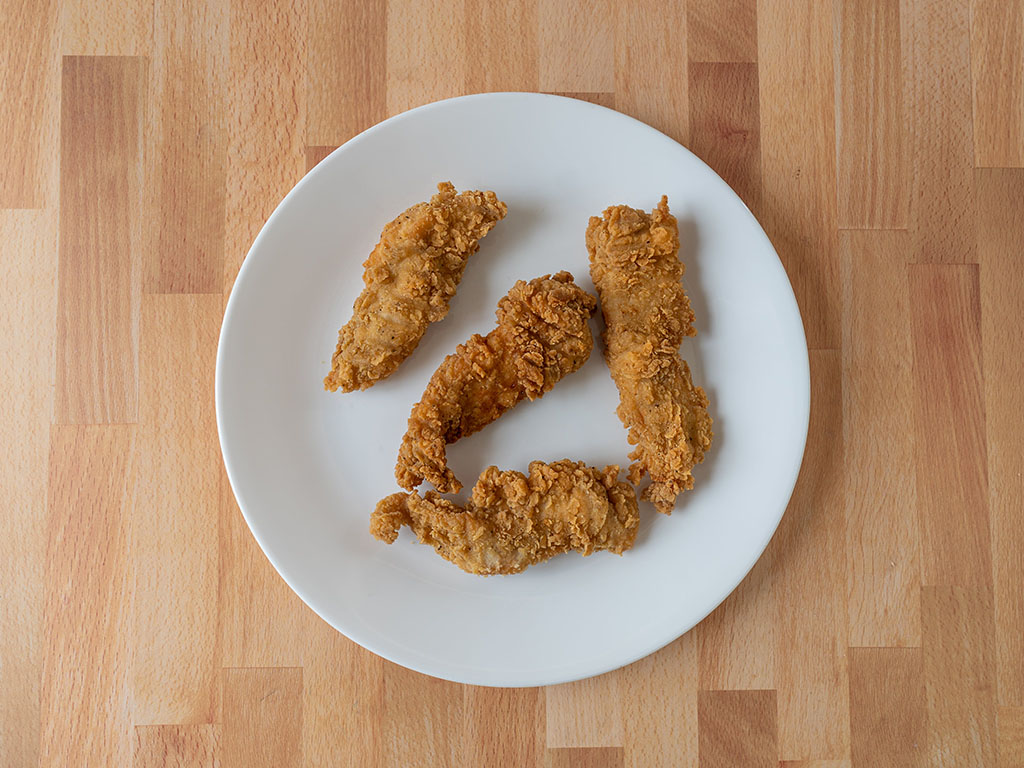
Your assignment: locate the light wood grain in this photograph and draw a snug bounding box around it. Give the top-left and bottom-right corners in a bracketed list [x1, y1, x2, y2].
[5, 2, 1024, 764]
[308, 0, 386, 145]
[547, 672, 623, 748]
[620, 632, 698, 768]
[697, 690, 777, 768]
[132, 294, 222, 724]
[688, 61, 761, 213]
[613, 0, 688, 145]
[145, 0, 228, 294]
[56, 56, 145, 424]
[0, 211, 56, 768]
[757, 0, 840, 349]
[772, 351, 850, 760]
[922, 586, 998, 766]
[970, 0, 1024, 168]
[909, 265, 991, 587]
[833, 0, 907, 228]
[902, 0, 977, 263]
[40, 425, 137, 767]
[222, 667, 303, 768]
[848, 647, 925, 768]
[688, 0, 757, 62]
[976, 168, 1024, 707]
[841, 231, 920, 647]
[134, 724, 221, 768]
[0, 0, 58, 208]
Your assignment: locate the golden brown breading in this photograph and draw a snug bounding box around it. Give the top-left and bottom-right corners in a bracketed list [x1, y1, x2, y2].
[324, 182, 507, 392]
[395, 271, 597, 494]
[586, 197, 713, 514]
[372, 460, 639, 575]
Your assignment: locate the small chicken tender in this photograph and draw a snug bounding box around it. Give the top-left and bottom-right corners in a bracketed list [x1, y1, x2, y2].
[586, 197, 713, 514]
[324, 182, 507, 392]
[395, 271, 597, 494]
[372, 460, 639, 575]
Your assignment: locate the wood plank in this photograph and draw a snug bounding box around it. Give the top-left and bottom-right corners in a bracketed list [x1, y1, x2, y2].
[308, 0, 385, 145]
[145, 0, 229, 293]
[999, 706, 1024, 768]
[0, 0, 58, 208]
[840, 231, 920, 647]
[301, 613, 385, 768]
[539, 0, 614, 93]
[39, 425, 136, 768]
[386, 0, 466, 115]
[848, 648, 925, 768]
[135, 725, 220, 768]
[902, 0, 976, 262]
[772, 350, 850, 759]
[57, 55, 145, 424]
[780, 763, 851, 768]
[465, 686, 545, 768]
[970, 0, 1024, 167]
[614, 0, 688, 145]
[922, 586, 998, 766]
[547, 671, 623, 748]
[909, 264, 991, 587]
[548, 747, 626, 768]
[132, 295, 221, 724]
[62, 0, 152, 55]
[220, 460, 309, 667]
[976, 168, 1024, 705]
[224, 0, 307, 294]
[0, 210, 56, 768]
[757, 0, 840, 349]
[306, 145, 337, 172]
[465, 0, 539, 92]
[697, 554, 775, 690]
[382, 665, 463, 765]
[688, 0, 757, 62]
[697, 690, 777, 768]
[222, 667, 303, 768]
[688, 62, 761, 213]
[833, 0, 907, 228]
[621, 632, 698, 768]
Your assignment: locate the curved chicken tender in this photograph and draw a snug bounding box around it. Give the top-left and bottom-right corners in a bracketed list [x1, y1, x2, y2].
[586, 197, 713, 514]
[324, 182, 507, 392]
[372, 460, 639, 575]
[395, 271, 597, 494]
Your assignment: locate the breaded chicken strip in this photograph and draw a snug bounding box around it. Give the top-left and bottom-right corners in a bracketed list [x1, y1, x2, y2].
[372, 460, 639, 575]
[324, 182, 507, 392]
[586, 197, 713, 514]
[395, 272, 597, 493]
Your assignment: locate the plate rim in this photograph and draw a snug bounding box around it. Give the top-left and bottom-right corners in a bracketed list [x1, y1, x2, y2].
[215, 91, 811, 687]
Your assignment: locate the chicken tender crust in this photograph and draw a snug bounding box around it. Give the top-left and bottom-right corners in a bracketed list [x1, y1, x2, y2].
[372, 460, 639, 575]
[586, 197, 713, 514]
[395, 271, 597, 494]
[324, 182, 507, 392]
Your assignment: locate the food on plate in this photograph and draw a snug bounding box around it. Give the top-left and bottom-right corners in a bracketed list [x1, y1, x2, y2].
[395, 271, 597, 494]
[586, 196, 713, 514]
[372, 460, 639, 575]
[324, 182, 507, 393]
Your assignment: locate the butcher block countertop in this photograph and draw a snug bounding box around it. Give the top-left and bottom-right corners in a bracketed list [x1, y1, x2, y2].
[2, 1, 1023, 766]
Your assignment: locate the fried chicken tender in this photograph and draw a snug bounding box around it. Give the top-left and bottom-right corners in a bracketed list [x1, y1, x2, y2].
[324, 182, 507, 392]
[394, 271, 597, 494]
[586, 197, 713, 514]
[372, 460, 639, 575]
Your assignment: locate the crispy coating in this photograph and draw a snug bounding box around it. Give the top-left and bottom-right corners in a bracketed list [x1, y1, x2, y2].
[324, 182, 507, 392]
[586, 197, 713, 514]
[395, 271, 597, 494]
[372, 460, 639, 575]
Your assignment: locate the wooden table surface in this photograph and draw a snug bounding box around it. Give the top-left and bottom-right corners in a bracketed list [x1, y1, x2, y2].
[3, 0, 1023, 766]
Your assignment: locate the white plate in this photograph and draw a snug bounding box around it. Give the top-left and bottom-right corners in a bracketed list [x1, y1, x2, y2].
[216, 93, 809, 687]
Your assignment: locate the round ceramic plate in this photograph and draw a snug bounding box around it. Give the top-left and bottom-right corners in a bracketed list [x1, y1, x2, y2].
[216, 92, 809, 687]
